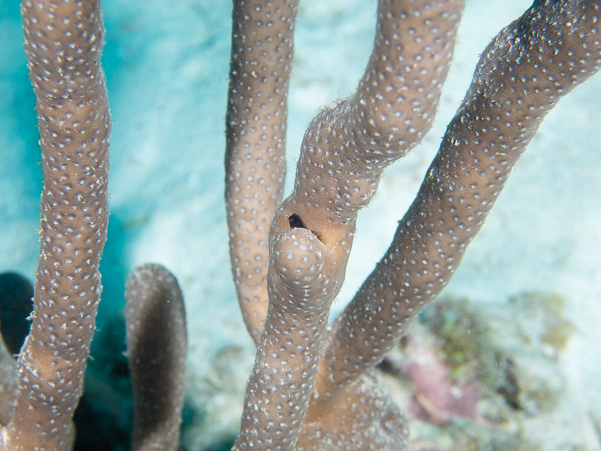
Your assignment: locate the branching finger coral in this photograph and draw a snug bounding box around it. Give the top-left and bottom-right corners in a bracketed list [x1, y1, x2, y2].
[226, 0, 601, 450]
[0, 0, 599, 449]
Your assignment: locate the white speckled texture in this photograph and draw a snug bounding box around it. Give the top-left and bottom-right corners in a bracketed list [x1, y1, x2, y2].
[5, 0, 110, 449]
[226, 0, 297, 343]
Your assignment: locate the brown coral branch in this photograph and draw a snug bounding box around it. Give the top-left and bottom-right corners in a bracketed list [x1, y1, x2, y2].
[225, 0, 299, 343]
[3, 0, 111, 448]
[315, 0, 601, 413]
[233, 228, 331, 450]
[125, 264, 187, 451]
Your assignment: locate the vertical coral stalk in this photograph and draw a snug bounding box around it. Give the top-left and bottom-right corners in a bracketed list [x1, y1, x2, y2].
[125, 264, 187, 451]
[4, 0, 111, 449]
[225, 0, 299, 343]
[234, 228, 331, 450]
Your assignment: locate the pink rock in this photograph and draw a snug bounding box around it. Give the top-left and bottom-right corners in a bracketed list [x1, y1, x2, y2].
[401, 335, 481, 425]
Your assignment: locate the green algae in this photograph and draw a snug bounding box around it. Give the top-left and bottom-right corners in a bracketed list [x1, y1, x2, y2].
[419, 298, 502, 389]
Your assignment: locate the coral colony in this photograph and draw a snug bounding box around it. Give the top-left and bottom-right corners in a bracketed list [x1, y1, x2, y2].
[0, 0, 599, 450]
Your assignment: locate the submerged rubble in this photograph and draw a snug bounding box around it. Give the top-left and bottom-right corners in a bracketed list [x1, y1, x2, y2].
[378, 292, 598, 451]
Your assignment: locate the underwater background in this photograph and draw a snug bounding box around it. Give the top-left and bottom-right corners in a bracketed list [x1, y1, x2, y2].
[1, 0, 600, 449]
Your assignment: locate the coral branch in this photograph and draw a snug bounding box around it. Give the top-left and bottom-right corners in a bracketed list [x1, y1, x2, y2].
[316, 0, 601, 412]
[226, 0, 299, 343]
[269, 0, 465, 423]
[3, 0, 111, 448]
[125, 264, 187, 451]
[233, 228, 331, 450]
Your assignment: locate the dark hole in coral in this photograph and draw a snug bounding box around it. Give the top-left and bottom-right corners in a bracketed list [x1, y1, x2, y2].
[288, 213, 305, 229]
[288, 213, 324, 242]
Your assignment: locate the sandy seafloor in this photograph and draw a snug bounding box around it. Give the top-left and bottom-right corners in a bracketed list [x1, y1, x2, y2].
[1, 0, 600, 449]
